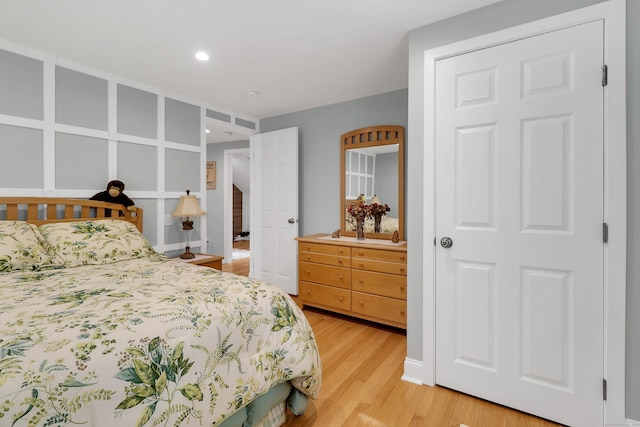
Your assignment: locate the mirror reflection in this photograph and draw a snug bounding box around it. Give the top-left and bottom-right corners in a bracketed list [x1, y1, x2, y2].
[344, 145, 399, 234]
[340, 125, 404, 240]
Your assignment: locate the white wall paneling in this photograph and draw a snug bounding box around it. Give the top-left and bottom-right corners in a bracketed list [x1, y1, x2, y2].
[0, 39, 259, 256]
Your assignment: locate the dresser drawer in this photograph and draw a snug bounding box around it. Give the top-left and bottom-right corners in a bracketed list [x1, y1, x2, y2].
[352, 292, 406, 326]
[299, 261, 351, 289]
[351, 247, 406, 263]
[352, 258, 407, 276]
[299, 242, 350, 257]
[299, 250, 350, 267]
[301, 281, 351, 311]
[352, 270, 407, 300]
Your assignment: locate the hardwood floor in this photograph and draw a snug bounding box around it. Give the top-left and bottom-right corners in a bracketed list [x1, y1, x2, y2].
[283, 308, 563, 427]
[221, 248, 561, 426]
[221, 256, 249, 276]
[221, 240, 250, 276]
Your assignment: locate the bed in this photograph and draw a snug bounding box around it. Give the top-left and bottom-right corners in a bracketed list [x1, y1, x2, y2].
[345, 215, 399, 234]
[0, 197, 321, 427]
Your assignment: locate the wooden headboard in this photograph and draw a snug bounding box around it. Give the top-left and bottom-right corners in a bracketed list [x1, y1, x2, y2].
[0, 197, 143, 232]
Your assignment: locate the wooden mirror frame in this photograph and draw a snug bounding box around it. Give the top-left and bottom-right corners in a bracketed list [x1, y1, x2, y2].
[340, 125, 405, 240]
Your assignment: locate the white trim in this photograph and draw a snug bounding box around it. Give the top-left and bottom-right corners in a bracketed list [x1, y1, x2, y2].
[199, 106, 207, 259]
[156, 90, 166, 249]
[223, 148, 251, 265]
[420, 1, 626, 424]
[164, 141, 201, 153]
[114, 133, 164, 147]
[626, 419, 640, 427]
[43, 58, 56, 194]
[401, 358, 424, 385]
[0, 114, 45, 129]
[107, 79, 118, 179]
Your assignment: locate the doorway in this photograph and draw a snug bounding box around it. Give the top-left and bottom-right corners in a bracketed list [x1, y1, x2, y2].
[223, 148, 250, 270]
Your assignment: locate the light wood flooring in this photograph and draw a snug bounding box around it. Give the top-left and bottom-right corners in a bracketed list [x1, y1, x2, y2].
[282, 309, 562, 427]
[220, 248, 561, 426]
[221, 240, 250, 276]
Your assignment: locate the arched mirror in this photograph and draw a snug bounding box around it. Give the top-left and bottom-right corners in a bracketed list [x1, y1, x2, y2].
[340, 125, 404, 240]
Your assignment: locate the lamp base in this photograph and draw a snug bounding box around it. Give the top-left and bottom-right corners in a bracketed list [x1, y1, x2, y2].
[179, 246, 196, 259]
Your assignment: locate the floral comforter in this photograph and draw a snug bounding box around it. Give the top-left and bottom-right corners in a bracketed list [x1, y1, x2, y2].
[0, 256, 321, 427]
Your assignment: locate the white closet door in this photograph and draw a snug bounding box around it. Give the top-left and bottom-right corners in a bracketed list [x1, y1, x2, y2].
[435, 21, 604, 426]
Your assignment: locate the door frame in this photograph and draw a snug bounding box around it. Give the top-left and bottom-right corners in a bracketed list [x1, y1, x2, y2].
[223, 148, 250, 267]
[420, 0, 626, 423]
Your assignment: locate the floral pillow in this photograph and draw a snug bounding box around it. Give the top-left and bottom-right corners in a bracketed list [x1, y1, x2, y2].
[0, 221, 54, 272]
[39, 219, 155, 267]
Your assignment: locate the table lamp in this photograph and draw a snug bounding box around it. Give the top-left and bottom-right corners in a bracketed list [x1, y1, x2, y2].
[172, 190, 206, 259]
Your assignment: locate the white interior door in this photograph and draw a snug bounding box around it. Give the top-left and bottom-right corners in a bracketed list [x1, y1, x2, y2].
[250, 127, 299, 294]
[435, 21, 604, 426]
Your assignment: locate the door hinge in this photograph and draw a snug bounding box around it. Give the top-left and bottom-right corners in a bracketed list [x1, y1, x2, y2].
[603, 223, 609, 243]
[603, 378, 608, 401]
[602, 65, 608, 86]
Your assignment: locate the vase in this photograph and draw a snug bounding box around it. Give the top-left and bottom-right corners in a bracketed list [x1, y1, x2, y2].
[355, 216, 365, 240]
[373, 213, 383, 233]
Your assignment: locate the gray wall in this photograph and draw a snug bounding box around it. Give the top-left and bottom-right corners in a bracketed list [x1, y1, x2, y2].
[260, 89, 408, 237]
[206, 140, 250, 256]
[406, 0, 638, 420]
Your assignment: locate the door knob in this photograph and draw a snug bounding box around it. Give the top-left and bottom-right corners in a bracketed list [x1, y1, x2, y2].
[288, 218, 295, 224]
[440, 237, 453, 248]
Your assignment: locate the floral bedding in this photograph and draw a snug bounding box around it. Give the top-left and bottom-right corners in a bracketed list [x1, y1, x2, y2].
[0, 220, 321, 427]
[345, 215, 399, 234]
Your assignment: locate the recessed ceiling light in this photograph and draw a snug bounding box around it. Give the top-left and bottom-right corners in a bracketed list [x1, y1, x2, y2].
[246, 90, 259, 98]
[205, 129, 210, 133]
[195, 51, 210, 61]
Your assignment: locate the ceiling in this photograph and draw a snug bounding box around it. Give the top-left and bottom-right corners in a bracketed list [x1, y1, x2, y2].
[0, 0, 500, 143]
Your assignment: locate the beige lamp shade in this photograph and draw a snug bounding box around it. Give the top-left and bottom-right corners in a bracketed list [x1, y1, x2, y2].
[370, 195, 381, 205]
[172, 191, 206, 217]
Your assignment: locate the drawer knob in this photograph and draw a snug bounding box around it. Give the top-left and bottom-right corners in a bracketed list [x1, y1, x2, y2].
[306, 245, 311, 250]
[338, 275, 343, 280]
[338, 296, 343, 301]
[400, 267, 405, 273]
[359, 279, 364, 284]
[400, 286, 405, 291]
[358, 250, 364, 256]
[306, 290, 311, 295]
[338, 260, 343, 264]
[358, 263, 364, 268]
[306, 255, 311, 260]
[400, 310, 405, 315]
[359, 300, 364, 306]
[339, 249, 343, 254]
[400, 255, 405, 261]
[306, 270, 311, 275]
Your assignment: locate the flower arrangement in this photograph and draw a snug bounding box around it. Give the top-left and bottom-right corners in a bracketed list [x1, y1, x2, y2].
[347, 202, 390, 220]
[347, 200, 391, 238]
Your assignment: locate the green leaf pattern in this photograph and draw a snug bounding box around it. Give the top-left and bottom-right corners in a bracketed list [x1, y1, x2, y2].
[0, 256, 321, 426]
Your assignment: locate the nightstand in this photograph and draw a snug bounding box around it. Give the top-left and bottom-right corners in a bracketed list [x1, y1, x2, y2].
[172, 253, 224, 270]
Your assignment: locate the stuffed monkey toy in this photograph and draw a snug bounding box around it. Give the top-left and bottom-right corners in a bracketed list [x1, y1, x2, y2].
[90, 180, 136, 213]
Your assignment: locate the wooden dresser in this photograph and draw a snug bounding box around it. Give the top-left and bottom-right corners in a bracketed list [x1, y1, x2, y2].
[297, 234, 407, 329]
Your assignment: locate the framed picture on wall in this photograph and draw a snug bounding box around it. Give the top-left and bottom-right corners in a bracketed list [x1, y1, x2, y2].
[207, 161, 216, 189]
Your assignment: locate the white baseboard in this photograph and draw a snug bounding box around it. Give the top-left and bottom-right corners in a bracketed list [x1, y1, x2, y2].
[402, 357, 424, 385]
[626, 419, 640, 426]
